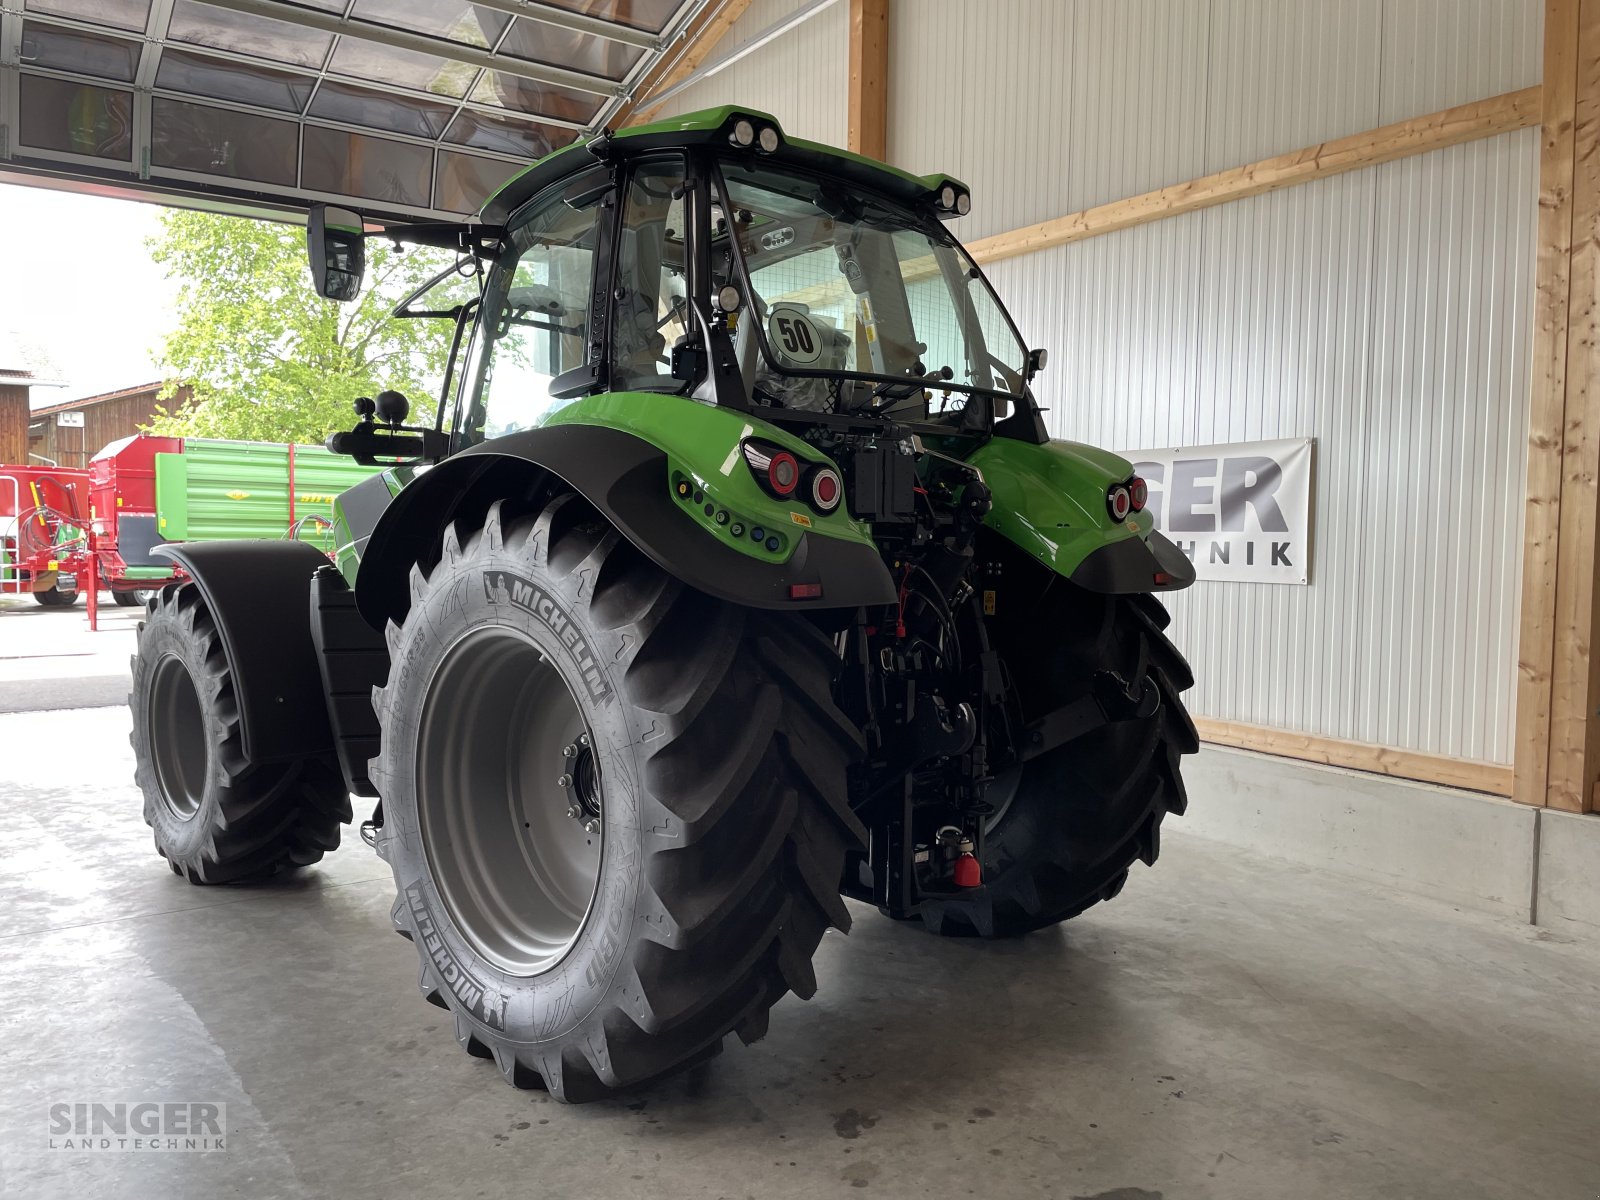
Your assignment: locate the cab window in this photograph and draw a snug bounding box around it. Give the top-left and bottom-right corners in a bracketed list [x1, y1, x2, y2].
[612, 157, 690, 392]
[459, 170, 607, 444]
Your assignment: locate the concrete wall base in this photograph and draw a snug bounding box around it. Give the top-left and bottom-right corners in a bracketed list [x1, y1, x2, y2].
[1181, 745, 1599, 937]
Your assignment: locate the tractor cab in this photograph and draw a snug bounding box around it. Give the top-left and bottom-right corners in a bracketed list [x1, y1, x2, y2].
[310, 106, 1051, 471]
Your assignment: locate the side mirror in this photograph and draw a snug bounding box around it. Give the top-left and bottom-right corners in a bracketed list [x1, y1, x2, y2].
[307, 204, 366, 301]
[1025, 347, 1049, 381]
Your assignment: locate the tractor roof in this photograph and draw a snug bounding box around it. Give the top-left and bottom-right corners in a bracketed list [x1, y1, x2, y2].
[480, 106, 968, 226]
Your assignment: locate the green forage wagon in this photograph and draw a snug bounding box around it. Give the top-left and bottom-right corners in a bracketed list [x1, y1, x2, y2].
[131, 107, 1198, 1102]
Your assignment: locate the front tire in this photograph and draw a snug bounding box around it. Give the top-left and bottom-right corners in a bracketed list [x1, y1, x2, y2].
[372, 494, 865, 1102]
[131, 585, 351, 882]
[918, 569, 1198, 938]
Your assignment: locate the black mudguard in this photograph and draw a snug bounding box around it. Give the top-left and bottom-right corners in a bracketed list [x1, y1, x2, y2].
[309, 565, 386, 798]
[152, 541, 335, 765]
[352, 423, 896, 629]
[1070, 528, 1197, 593]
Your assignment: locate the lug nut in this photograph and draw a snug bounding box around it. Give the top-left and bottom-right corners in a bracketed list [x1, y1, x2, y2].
[582, 818, 599, 834]
[562, 743, 577, 758]
[577, 732, 590, 747]
[557, 773, 573, 789]
[566, 803, 582, 819]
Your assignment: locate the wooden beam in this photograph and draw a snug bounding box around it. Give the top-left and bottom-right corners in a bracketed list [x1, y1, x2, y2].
[961, 87, 1541, 268]
[615, 0, 754, 127]
[768, 90, 1541, 316]
[1515, 0, 1582, 809]
[1194, 719, 1515, 798]
[847, 0, 889, 160]
[1544, 0, 1600, 814]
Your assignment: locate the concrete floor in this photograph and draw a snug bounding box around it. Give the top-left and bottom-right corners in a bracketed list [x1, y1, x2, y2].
[3, 602, 1600, 1200]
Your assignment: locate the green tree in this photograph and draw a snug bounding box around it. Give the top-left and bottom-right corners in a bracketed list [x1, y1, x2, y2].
[146, 209, 459, 444]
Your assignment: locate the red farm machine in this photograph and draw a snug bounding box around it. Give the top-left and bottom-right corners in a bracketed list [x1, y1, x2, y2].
[2, 435, 381, 627]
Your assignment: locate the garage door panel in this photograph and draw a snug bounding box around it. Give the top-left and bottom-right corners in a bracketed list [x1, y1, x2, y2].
[0, 0, 709, 220]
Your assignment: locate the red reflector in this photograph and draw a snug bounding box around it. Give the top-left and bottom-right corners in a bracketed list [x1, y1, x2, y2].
[817, 474, 837, 503]
[789, 582, 823, 600]
[1108, 485, 1131, 521]
[1153, 571, 1173, 586]
[1129, 476, 1148, 511]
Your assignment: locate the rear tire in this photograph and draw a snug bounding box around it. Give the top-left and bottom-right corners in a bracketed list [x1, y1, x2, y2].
[131, 584, 351, 883]
[371, 494, 864, 1102]
[917, 567, 1198, 938]
[112, 588, 151, 607]
[34, 583, 78, 607]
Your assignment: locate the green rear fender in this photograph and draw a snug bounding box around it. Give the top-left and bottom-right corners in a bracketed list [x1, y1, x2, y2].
[542, 392, 879, 565]
[347, 392, 896, 629]
[968, 437, 1195, 594]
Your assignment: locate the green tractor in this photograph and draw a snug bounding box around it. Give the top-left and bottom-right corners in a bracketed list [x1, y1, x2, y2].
[130, 107, 1197, 1102]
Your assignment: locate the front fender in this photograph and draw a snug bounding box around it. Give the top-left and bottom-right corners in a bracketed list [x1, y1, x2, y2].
[969, 438, 1195, 593]
[354, 406, 895, 628]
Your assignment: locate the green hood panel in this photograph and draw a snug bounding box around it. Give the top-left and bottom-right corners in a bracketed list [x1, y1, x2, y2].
[541, 393, 877, 563]
[968, 437, 1154, 576]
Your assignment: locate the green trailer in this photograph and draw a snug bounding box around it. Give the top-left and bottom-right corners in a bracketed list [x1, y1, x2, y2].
[153, 439, 385, 552]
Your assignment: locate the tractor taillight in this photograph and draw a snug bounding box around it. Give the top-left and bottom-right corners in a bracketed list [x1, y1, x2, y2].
[807, 466, 842, 514]
[1128, 476, 1148, 512]
[767, 451, 800, 497]
[742, 439, 797, 499]
[743, 439, 841, 514]
[1107, 485, 1132, 522]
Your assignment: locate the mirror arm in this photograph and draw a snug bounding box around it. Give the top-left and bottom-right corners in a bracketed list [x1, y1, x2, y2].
[327, 419, 448, 466]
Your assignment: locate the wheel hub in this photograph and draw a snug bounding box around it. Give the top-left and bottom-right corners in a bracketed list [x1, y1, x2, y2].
[558, 733, 602, 832]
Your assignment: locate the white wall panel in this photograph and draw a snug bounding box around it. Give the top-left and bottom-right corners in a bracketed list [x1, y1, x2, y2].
[648, 0, 847, 146]
[1204, 0, 1383, 170]
[890, 0, 1210, 240]
[999, 130, 1535, 764]
[887, 0, 1537, 237]
[1379, 0, 1542, 121]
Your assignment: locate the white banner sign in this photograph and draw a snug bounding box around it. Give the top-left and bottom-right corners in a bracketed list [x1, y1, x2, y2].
[1119, 437, 1314, 585]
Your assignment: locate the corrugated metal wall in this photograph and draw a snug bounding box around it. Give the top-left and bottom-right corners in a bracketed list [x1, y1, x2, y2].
[992, 129, 1537, 763]
[890, 0, 1538, 238]
[658, 0, 1540, 763]
[649, 0, 848, 144]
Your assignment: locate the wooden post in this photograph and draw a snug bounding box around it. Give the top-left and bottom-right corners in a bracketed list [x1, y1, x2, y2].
[1514, 0, 1577, 809]
[847, 0, 888, 160]
[1537, 0, 1600, 813]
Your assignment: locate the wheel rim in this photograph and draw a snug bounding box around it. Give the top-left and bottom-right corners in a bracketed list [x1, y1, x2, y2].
[149, 654, 208, 819]
[417, 627, 603, 977]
